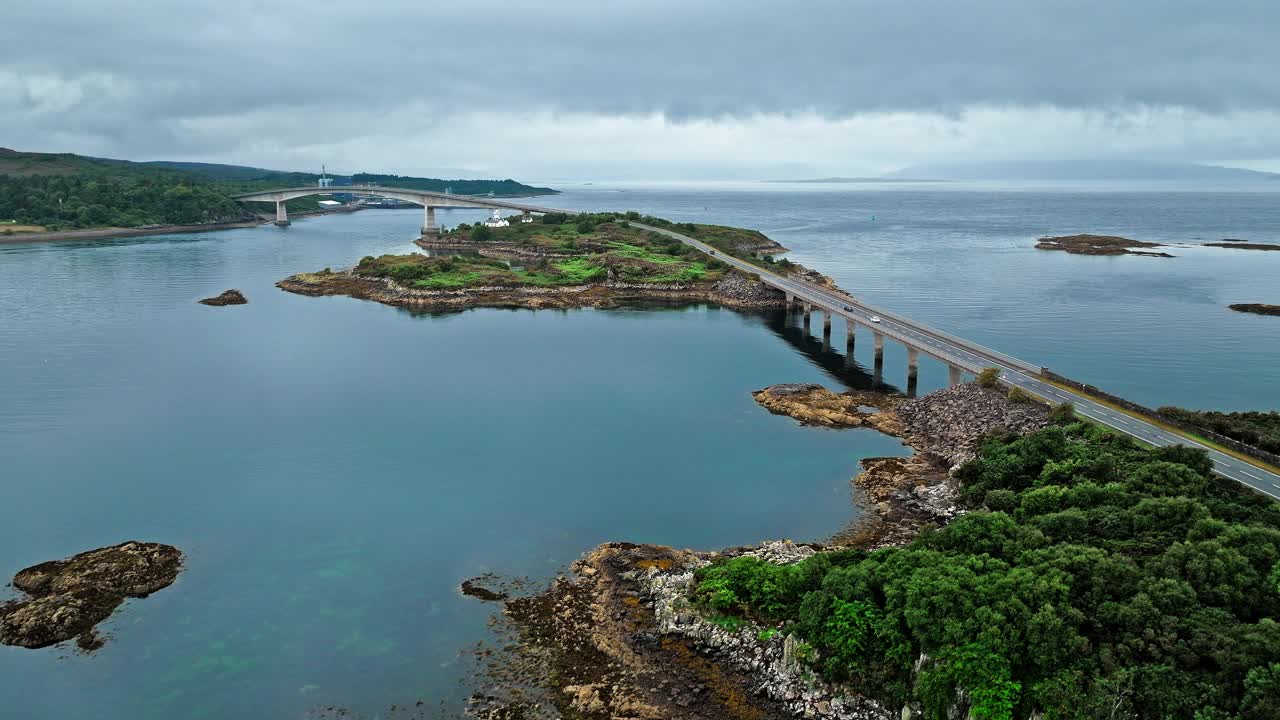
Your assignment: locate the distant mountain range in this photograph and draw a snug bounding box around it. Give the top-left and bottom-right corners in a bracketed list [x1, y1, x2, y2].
[0, 149, 558, 197]
[765, 176, 944, 184]
[883, 159, 1280, 182]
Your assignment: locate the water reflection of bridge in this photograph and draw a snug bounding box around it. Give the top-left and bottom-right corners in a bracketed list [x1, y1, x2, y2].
[760, 309, 903, 395]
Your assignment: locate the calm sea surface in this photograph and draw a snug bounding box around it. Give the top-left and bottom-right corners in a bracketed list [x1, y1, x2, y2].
[0, 182, 1277, 718]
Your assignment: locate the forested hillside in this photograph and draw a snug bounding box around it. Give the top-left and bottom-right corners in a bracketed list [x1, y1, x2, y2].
[0, 149, 556, 232]
[695, 422, 1280, 719]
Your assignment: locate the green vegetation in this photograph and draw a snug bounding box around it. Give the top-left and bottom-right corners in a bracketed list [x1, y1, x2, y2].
[977, 367, 1001, 388]
[1158, 407, 1280, 455]
[692, 423, 1280, 719]
[354, 215, 718, 289]
[0, 148, 554, 231]
[425, 214, 721, 287]
[1048, 401, 1076, 425]
[1007, 386, 1032, 404]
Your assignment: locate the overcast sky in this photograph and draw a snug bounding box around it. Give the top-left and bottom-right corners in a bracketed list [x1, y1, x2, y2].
[3, 1, 1280, 179]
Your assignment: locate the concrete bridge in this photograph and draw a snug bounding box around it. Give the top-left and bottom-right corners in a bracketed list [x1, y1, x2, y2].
[231, 186, 567, 237]
[230, 186, 1280, 497]
[633, 222, 1280, 499]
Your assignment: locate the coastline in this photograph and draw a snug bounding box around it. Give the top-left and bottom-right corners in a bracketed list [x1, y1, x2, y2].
[465, 382, 1053, 720]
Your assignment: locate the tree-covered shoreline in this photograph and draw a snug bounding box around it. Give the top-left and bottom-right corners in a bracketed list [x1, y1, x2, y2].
[693, 421, 1280, 719]
[0, 148, 556, 232]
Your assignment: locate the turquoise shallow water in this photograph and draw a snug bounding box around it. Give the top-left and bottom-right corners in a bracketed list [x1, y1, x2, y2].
[1, 183, 1277, 717]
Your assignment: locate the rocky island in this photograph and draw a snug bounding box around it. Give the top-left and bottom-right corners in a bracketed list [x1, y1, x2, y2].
[1230, 303, 1280, 317]
[1205, 242, 1280, 251]
[1035, 234, 1173, 257]
[1, 541, 182, 651]
[198, 288, 248, 306]
[278, 213, 814, 311]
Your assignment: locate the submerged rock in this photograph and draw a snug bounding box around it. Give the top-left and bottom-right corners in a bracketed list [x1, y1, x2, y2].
[1, 541, 182, 650]
[198, 289, 247, 306]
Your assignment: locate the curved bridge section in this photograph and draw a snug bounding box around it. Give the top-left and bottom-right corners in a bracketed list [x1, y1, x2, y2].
[231, 185, 567, 233]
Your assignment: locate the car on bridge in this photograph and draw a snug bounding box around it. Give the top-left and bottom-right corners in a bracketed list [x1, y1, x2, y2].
[868, 315, 882, 323]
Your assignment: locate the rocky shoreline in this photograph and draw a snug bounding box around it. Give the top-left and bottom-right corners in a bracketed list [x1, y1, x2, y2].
[278, 267, 786, 311]
[466, 382, 1051, 719]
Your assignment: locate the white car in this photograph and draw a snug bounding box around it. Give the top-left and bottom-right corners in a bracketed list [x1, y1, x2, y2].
[868, 315, 882, 323]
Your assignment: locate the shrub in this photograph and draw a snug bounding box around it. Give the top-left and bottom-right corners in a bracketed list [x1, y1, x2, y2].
[977, 367, 1001, 388]
[1048, 401, 1076, 424]
[470, 224, 492, 242]
[1008, 387, 1032, 403]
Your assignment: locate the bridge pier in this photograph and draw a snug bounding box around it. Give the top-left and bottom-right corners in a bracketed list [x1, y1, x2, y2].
[274, 201, 290, 226]
[845, 319, 856, 354]
[907, 348, 919, 397]
[421, 206, 438, 239]
[873, 331, 884, 366]
[802, 303, 812, 331]
[948, 365, 963, 387]
[784, 293, 794, 314]
[822, 309, 832, 338]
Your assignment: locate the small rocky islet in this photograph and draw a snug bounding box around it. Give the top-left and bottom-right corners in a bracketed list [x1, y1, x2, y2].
[1230, 303, 1280, 317]
[1034, 234, 1173, 257]
[198, 288, 248, 306]
[0, 541, 182, 651]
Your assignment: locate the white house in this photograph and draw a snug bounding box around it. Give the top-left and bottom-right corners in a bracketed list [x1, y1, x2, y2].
[483, 209, 509, 228]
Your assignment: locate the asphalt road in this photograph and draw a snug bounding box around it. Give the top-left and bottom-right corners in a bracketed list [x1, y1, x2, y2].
[638, 223, 1280, 500]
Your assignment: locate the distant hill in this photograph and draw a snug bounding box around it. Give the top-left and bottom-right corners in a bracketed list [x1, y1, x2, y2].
[0, 149, 559, 197]
[0, 148, 557, 232]
[885, 159, 1280, 182]
[765, 176, 944, 184]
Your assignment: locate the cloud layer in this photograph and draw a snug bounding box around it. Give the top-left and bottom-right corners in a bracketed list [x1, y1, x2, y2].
[3, 1, 1279, 177]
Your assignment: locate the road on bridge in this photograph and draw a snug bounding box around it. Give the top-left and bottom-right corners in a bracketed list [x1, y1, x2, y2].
[635, 222, 1280, 501]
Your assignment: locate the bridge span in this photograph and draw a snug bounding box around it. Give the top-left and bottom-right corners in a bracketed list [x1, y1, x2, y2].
[231, 186, 566, 236]
[233, 186, 1280, 497]
[634, 222, 1280, 500]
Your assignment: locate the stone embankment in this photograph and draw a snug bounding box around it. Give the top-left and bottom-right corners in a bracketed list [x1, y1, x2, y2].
[1, 541, 182, 651]
[278, 268, 785, 311]
[894, 383, 1050, 467]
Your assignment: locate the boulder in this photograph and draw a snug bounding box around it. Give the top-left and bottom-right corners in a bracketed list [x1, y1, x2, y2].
[198, 289, 247, 306]
[1, 541, 182, 650]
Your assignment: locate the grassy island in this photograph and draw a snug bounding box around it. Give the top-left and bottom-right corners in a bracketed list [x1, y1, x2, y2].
[280, 212, 795, 310]
[691, 421, 1280, 719]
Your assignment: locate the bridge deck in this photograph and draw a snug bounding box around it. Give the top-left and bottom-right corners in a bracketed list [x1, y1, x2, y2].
[634, 222, 1280, 499]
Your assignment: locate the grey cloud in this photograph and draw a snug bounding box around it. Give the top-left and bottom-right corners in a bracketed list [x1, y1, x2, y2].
[2, 0, 1279, 170]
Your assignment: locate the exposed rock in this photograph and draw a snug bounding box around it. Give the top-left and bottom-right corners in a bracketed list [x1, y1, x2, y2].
[1035, 234, 1171, 257]
[461, 575, 508, 602]
[198, 289, 247, 306]
[1204, 242, 1280, 251]
[1, 541, 182, 650]
[752, 384, 904, 434]
[894, 383, 1050, 467]
[1229, 303, 1280, 317]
